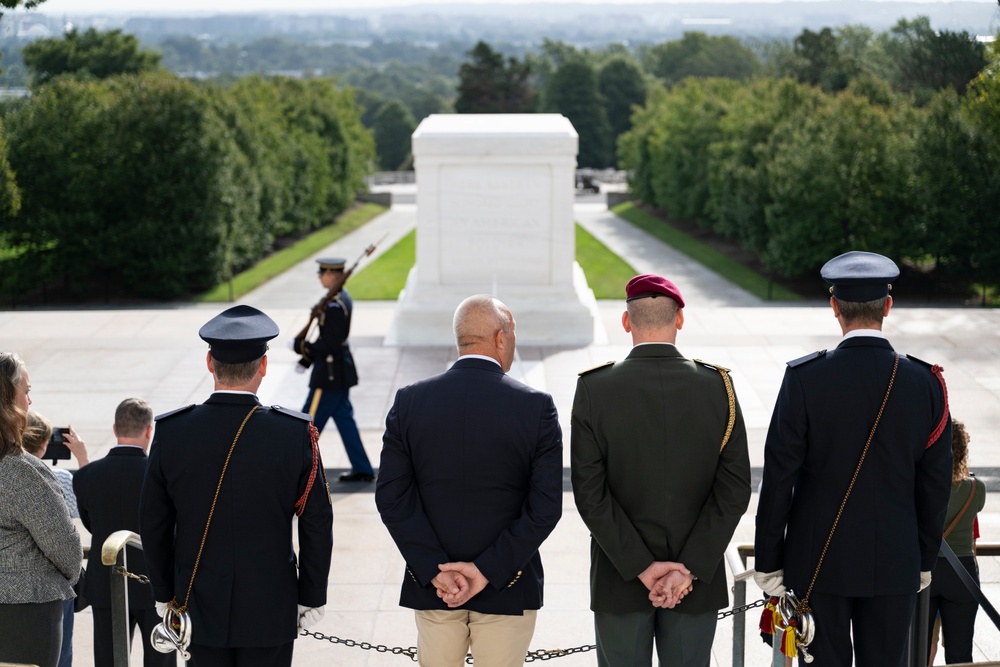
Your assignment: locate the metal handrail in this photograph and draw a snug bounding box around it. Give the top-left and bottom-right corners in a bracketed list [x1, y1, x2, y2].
[102, 530, 144, 667]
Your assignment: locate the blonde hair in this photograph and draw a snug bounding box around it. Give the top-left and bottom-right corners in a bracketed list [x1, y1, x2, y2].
[22, 411, 53, 456]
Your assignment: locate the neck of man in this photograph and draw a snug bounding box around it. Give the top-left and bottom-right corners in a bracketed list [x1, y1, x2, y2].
[631, 327, 678, 346]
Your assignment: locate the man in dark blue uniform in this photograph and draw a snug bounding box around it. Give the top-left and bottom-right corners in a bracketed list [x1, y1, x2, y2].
[755, 251, 953, 667]
[294, 257, 374, 483]
[140, 305, 333, 667]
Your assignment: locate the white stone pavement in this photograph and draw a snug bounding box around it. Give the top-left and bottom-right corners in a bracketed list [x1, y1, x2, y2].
[4, 197, 1000, 665]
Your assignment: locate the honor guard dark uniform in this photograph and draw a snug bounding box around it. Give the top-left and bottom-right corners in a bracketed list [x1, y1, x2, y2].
[755, 252, 952, 667]
[294, 258, 374, 482]
[140, 305, 333, 667]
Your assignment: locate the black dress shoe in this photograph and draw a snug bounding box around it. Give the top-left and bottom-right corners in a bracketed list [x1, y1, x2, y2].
[338, 471, 375, 483]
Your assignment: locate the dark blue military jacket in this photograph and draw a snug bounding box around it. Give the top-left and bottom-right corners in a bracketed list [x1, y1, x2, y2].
[302, 289, 359, 391]
[755, 336, 952, 597]
[140, 392, 333, 648]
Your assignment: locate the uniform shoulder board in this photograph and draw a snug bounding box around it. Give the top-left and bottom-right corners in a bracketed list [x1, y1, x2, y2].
[271, 405, 312, 421]
[578, 361, 615, 376]
[155, 404, 195, 421]
[787, 350, 827, 368]
[902, 353, 934, 370]
[693, 359, 731, 373]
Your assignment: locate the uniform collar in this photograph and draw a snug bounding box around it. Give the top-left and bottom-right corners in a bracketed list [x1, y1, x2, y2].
[625, 343, 683, 360]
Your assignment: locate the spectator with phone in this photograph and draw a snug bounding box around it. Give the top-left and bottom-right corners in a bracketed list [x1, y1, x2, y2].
[0, 352, 82, 667]
[22, 412, 89, 667]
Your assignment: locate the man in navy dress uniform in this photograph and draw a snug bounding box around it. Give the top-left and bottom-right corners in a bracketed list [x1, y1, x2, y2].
[375, 294, 563, 667]
[754, 251, 953, 667]
[293, 257, 374, 483]
[140, 305, 333, 667]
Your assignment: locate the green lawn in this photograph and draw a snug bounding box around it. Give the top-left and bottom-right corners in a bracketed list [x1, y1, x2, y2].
[611, 201, 802, 302]
[346, 225, 638, 300]
[197, 203, 387, 302]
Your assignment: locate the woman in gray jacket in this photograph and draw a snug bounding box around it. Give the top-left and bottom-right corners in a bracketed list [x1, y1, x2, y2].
[0, 352, 82, 667]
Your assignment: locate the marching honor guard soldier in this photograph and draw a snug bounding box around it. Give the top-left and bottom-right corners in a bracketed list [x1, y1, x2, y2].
[293, 257, 375, 483]
[140, 305, 333, 667]
[754, 251, 953, 667]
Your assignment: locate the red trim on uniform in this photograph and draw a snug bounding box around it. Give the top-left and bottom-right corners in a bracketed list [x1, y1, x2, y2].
[926, 365, 949, 449]
[294, 423, 321, 516]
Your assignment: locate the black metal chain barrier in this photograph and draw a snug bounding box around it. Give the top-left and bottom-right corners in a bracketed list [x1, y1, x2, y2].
[300, 598, 768, 662]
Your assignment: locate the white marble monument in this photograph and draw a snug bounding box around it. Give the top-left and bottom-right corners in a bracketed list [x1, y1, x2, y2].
[385, 114, 602, 346]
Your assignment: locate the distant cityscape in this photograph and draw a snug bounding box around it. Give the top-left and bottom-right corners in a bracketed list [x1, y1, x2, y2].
[3, 1, 998, 46]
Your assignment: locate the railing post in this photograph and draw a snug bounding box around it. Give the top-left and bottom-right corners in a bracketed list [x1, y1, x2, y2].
[729, 545, 751, 667]
[102, 530, 143, 667]
[908, 587, 930, 667]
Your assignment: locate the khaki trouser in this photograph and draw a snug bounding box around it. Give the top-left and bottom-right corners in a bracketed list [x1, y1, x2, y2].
[414, 609, 537, 667]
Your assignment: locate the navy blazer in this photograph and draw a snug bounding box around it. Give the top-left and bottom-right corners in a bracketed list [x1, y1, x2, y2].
[73, 446, 157, 610]
[140, 392, 333, 648]
[755, 336, 953, 597]
[376, 357, 563, 615]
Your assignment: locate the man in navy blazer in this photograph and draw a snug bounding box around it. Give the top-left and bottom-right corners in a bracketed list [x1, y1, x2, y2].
[376, 294, 563, 667]
[73, 398, 173, 667]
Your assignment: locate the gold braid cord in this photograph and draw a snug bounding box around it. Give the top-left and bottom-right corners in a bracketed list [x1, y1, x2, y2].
[796, 352, 899, 616]
[173, 405, 259, 614]
[695, 359, 736, 452]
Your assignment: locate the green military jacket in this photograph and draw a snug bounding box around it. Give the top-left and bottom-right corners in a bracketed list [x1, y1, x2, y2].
[571, 343, 751, 614]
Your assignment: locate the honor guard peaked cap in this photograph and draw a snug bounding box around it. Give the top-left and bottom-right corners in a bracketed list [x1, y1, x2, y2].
[316, 257, 346, 271]
[625, 274, 685, 308]
[820, 251, 900, 302]
[199, 305, 279, 363]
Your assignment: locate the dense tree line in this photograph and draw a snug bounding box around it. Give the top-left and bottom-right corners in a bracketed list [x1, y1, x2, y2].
[620, 37, 1000, 285]
[0, 35, 373, 299]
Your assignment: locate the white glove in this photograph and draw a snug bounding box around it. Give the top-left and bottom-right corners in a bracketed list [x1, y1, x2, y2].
[753, 569, 786, 596]
[155, 601, 169, 617]
[294, 364, 306, 374]
[297, 604, 325, 629]
[287, 339, 296, 350]
[919, 571, 932, 591]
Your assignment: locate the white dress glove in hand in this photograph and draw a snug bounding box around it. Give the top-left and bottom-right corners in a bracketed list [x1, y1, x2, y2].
[753, 569, 786, 597]
[155, 601, 169, 618]
[297, 604, 325, 629]
[287, 339, 297, 351]
[919, 571, 932, 591]
[294, 363, 306, 374]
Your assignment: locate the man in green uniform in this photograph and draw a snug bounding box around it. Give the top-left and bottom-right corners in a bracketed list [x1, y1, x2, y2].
[571, 274, 752, 667]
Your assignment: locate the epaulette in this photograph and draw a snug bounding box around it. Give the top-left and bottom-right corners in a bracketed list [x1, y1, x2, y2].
[578, 361, 614, 376]
[787, 350, 827, 367]
[155, 404, 195, 421]
[693, 359, 731, 373]
[271, 405, 312, 421]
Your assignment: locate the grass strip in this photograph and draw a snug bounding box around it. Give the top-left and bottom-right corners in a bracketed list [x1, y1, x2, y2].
[196, 203, 387, 302]
[346, 224, 639, 301]
[611, 201, 801, 302]
[576, 224, 636, 299]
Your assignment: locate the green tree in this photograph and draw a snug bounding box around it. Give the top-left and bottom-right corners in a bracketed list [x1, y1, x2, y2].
[0, 118, 20, 222]
[22, 28, 162, 87]
[598, 56, 646, 166]
[763, 91, 914, 277]
[373, 99, 416, 170]
[788, 27, 857, 92]
[455, 41, 535, 113]
[545, 59, 611, 168]
[643, 33, 760, 86]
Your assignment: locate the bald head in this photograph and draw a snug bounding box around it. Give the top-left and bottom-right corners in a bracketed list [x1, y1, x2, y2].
[453, 295, 516, 371]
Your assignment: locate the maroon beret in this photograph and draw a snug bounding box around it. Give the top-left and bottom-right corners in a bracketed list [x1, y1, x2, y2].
[625, 274, 685, 308]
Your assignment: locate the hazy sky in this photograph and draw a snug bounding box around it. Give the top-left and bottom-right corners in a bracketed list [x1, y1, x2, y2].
[20, 0, 997, 14]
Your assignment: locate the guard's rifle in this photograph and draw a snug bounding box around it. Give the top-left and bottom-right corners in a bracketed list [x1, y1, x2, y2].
[294, 234, 386, 346]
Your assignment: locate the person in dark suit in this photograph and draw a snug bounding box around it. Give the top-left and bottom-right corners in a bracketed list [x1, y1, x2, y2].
[293, 257, 374, 483]
[140, 305, 334, 667]
[375, 294, 563, 667]
[571, 274, 752, 667]
[754, 251, 953, 667]
[73, 397, 173, 667]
